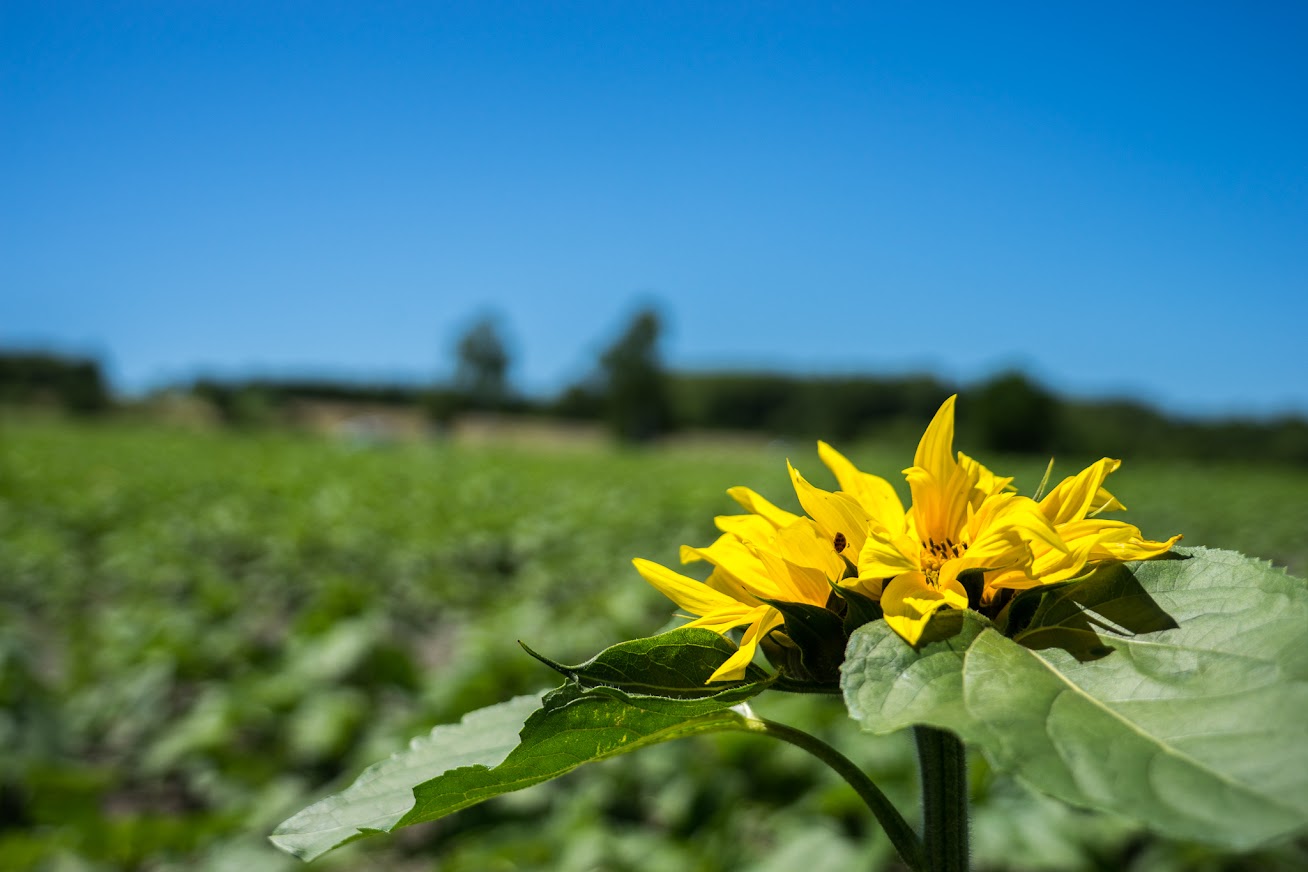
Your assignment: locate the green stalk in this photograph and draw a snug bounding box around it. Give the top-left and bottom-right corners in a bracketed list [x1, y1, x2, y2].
[914, 726, 969, 872]
[733, 714, 925, 872]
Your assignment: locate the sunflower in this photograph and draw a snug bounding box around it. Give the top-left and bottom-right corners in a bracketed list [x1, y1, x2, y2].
[635, 394, 1180, 677]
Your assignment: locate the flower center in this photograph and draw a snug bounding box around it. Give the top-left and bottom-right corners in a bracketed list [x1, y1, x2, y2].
[921, 537, 962, 580]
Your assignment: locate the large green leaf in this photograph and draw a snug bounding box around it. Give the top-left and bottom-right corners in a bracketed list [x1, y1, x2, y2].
[400, 682, 751, 826]
[843, 548, 1308, 849]
[269, 692, 545, 861]
[843, 610, 992, 737]
[272, 631, 768, 861]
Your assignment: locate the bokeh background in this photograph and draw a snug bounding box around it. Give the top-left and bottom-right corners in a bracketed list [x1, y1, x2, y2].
[3, 3, 1306, 870]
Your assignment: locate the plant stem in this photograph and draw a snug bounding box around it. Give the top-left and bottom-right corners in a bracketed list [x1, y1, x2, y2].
[733, 714, 925, 872]
[914, 726, 969, 872]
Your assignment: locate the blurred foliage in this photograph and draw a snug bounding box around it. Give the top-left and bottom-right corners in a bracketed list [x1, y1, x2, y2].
[667, 370, 1308, 465]
[190, 379, 426, 430]
[669, 372, 951, 444]
[6, 349, 1303, 464]
[1, 418, 1306, 870]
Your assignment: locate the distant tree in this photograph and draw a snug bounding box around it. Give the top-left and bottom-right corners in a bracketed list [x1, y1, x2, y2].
[599, 307, 672, 443]
[0, 352, 110, 414]
[972, 371, 1058, 454]
[454, 316, 511, 411]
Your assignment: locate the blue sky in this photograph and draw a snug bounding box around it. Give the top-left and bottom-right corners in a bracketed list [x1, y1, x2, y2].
[3, 2, 1306, 417]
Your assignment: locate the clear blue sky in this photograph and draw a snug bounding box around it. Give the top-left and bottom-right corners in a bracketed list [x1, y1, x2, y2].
[4, 2, 1306, 417]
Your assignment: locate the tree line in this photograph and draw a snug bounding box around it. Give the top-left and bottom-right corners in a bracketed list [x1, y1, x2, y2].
[3, 314, 1305, 465]
[0, 352, 110, 414]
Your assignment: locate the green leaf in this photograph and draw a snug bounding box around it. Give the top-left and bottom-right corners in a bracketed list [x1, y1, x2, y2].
[269, 692, 545, 861]
[273, 630, 770, 861]
[1022, 555, 1180, 637]
[1007, 624, 1114, 661]
[843, 548, 1308, 849]
[842, 609, 992, 737]
[519, 626, 770, 697]
[400, 682, 750, 826]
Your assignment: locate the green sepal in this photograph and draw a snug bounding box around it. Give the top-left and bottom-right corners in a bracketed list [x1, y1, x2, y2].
[992, 580, 1076, 636]
[759, 598, 846, 687]
[831, 582, 884, 635]
[956, 568, 987, 610]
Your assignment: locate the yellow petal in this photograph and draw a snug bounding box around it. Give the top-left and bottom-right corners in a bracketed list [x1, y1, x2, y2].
[704, 566, 759, 605]
[984, 566, 1043, 592]
[936, 543, 1029, 593]
[773, 518, 844, 570]
[817, 441, 907, 534]
[706, 607, 780, 682]
[968, 493, 1068, 558]
[1090, 488, 1127, 515]
[632, 558, 748, 617]
[710, 513, 777, 546]
[857, 529, 919, 579]
[881, 571, 968, 646]
[726, 486, 800, 528]
[684, 611, 756, 634]
[988, 537, 1093, 589]
[1040, 458, 1122, 526]
[789, 461, 871, 558]
[913, 395, 959, 483]
[1088, 526, 1182, 561]
[957, 450, 1014, 496]
[843, 575, 886, 600]
[989, 519, 1179, 590]
[680, 534, 805, 603]
[904, 462, 974, 547]
[752, 541, 831, 606]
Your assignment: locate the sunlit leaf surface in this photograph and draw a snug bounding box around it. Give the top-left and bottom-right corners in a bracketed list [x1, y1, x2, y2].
[272, 629, 767, 860]
[843, 548, 1308, 849]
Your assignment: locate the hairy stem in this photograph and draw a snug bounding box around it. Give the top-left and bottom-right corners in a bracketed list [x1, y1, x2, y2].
[914, 726, 969, 872]
[732, 712, 925, 872]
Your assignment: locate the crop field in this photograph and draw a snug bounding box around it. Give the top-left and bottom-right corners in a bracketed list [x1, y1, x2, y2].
[2, 418, 1306, 871]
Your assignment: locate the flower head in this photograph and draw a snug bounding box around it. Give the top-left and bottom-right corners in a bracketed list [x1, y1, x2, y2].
[844, 396, 1071, 643]
[633, 505, 840, 682]
[635, 395, 1180, 679]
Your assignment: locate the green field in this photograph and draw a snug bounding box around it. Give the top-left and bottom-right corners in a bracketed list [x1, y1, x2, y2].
[2, 419, 1306, 871]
